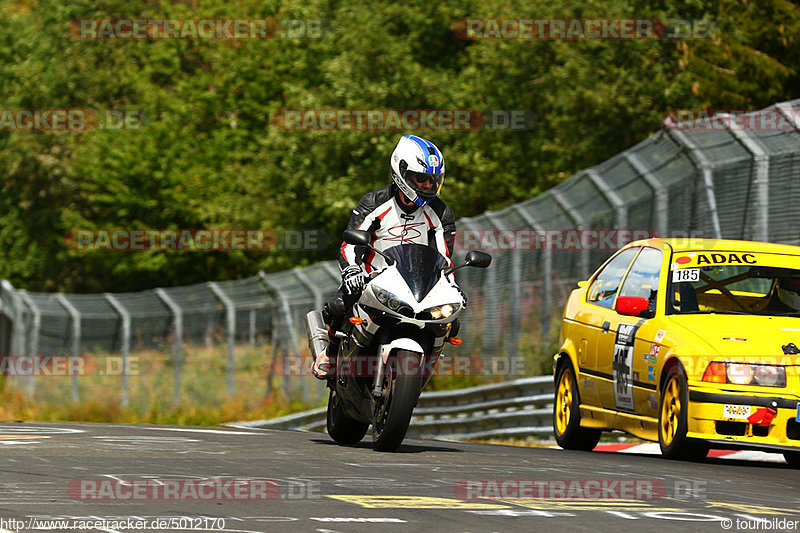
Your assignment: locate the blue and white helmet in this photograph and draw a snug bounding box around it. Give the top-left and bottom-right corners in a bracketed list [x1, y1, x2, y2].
[390, 134, 445, 207]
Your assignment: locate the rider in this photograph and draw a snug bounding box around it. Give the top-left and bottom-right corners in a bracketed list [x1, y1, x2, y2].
[312, 134, 456, 379]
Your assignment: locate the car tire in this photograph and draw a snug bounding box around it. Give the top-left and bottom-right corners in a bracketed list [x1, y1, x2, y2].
[658, 366, 708, 460]
[553, 358, 602, 451]
[783, 451, 800, 468]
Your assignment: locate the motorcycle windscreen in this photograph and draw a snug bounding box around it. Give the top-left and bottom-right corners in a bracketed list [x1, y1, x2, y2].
[383, 244, 449, 303]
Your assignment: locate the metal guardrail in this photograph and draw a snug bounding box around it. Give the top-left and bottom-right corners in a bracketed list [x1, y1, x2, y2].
[228, 375, 555, 441]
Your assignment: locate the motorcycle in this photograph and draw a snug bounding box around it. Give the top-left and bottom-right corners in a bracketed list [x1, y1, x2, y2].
[305, 229, 492, 452]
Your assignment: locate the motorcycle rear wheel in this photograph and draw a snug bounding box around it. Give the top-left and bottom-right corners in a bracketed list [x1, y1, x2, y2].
[372, 350, 423, 452]
[326, 389, 369, 444]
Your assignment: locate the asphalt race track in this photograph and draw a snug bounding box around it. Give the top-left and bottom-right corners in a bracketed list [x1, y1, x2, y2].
[0, 422, 798, 533]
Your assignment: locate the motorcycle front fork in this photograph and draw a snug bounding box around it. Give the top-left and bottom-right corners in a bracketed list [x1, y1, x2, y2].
[371, 357, 386, 397]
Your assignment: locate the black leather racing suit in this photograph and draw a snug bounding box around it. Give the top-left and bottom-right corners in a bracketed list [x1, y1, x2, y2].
[322, 183, 456, 331]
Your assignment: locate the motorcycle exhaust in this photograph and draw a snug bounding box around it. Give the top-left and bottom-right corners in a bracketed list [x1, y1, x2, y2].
[304, 310, 329, 361]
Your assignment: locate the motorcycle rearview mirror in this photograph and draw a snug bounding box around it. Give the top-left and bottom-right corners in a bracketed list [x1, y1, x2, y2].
[343, 229, 371, 246]
[443, 251, 493, 276]
[342, 229, 395, 265]
[465, 251, 492, 268]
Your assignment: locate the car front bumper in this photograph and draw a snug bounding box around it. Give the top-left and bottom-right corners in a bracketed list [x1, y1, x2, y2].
[686, 388, 800, 452]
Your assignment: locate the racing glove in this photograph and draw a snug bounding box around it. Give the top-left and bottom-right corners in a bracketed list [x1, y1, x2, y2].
[342, 265, 368, 295]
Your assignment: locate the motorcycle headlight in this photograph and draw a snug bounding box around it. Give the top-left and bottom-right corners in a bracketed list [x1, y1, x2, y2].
[425, 303, 461, 319]
[371, 285, 407, 311]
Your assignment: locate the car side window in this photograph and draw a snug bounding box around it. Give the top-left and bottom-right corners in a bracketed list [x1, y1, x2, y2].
[619, 247, 663, 303]
[586, 248, 639, 309]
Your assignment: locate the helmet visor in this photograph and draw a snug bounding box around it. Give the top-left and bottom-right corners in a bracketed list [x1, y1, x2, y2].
[403, 169, 444, 200]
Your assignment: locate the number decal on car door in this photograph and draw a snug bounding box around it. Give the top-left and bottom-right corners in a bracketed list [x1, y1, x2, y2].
[613, 323, 639, 412]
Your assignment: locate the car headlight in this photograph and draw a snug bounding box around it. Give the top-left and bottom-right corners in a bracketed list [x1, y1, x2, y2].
[702, 362, 786, 387]
[371, 285, 408, 311]
[425, 303, 461, 319]
[727, 363, 754, 385]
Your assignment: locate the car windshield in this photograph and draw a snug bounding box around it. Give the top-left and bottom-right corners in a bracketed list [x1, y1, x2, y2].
[383, 243, 449, 302]
[669, 260, 800, 317]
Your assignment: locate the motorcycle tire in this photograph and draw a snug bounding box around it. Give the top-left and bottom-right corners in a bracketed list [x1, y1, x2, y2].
[372, 350, 423, 452]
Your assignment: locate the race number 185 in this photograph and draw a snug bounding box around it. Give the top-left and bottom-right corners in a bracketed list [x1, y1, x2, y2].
[672, 268, 700, 283]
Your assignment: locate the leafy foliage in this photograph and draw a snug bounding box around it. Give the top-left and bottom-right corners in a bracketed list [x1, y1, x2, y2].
[1, 0, 798, 291]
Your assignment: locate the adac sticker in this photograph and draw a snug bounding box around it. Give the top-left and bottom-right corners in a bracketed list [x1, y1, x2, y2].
[673, 252, 757, 268]
[654, 329, 667, 343]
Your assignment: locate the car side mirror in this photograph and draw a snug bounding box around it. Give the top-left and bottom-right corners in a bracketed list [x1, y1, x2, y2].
[616, 296, 653, 318]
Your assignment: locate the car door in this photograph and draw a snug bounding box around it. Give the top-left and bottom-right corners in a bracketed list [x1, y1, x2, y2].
[614, 247, 664, 416]
[577, 247, 640, 408]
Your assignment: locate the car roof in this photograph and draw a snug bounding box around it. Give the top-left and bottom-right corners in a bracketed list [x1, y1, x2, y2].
[625, 237, 800, 255]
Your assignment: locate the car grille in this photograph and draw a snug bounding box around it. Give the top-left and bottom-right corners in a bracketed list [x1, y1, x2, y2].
[715, 420, 773, 437]
[716, 421, 746, 436]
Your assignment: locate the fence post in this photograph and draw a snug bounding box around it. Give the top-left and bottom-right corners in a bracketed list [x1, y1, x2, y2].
[513, 205, 552, 351]
[551, 190, 590, 279]
[0, 280, 25, 358]
[208, 282, 236, 397]
[719, 114, 770, 242]
[249, 309, 256, 346]
[155, 288, 183, 405]
[104, 293, 131, 407]
[55, 294, 80, 402]
[293, 268, 323, 313]
[17, 290, 40, 394]
[485, 212, 513, 362]
[459, 217, 494, 355]
[775, 103, 800, 130]
[624, 152, 669, 237]
[586, 169, 628, 231]
[259, 271, 303, 402]
[667, 128, 723, 238]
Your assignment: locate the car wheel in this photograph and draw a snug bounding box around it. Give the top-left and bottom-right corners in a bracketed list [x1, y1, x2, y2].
[553, 358, 601, 451]
[658, 367, 708, 460]
[783, 451, 800, 468]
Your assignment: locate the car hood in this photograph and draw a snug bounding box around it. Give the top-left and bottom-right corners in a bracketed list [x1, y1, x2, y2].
[667, 314, 800, 358]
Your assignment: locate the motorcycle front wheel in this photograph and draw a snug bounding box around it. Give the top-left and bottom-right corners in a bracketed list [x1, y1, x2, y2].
[372, 350, 423, 452]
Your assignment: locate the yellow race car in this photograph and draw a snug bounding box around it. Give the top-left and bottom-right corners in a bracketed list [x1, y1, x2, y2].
[553, 238, 800, 465]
